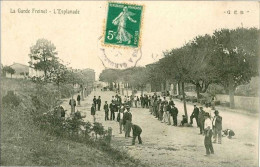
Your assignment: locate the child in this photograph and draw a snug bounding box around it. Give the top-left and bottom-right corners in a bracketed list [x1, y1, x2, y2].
[131, 123, 142, 145]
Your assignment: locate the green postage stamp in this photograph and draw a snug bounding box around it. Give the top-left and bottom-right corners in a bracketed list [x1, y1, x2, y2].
[104, 2, 143, 48]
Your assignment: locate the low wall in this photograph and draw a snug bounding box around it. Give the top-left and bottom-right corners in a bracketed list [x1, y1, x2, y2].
[216, 94, 259, 112]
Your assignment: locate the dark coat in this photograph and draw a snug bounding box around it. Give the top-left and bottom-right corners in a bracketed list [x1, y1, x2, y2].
[213, 115, 222, 130]
[198, 110, 205, 124]
[132, 124, 142, 136]
[104, 104, 109, 112]
[97, 98, 101, 104]
[77, 95, 81, 101]
[91, 106, 96, 115]
[192, 107, 199, 117]
[93, 98, 97, 104]
[123, 111, 132, 125]
[109, 103, 116, 112]
[171, 107, 178, 116]
[69, 99, 76, 106]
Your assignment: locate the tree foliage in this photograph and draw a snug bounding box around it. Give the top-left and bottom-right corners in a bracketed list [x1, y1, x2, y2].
[28, 39, 58, 79]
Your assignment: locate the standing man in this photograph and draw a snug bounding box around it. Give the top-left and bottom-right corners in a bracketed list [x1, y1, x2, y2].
[198, 106, 206, 135]
[132, 123, 142, 145]
[77, 94, 81, 106]
[93, 96, 97, 109]
[161, 102, 168, 124]
[137, 96, 140, 107]
[109, 101, 116, 120]
[190, 104, 200, 127]
[212, 110, 222, 144]
[166, 102, 171, 125]
[134, 96, 138, 108]
[153, 98, 158, 118]
[204, 112, 214, 156]
[69, 98, 76, 114]
[91, 103, 96, 122]
[123, 106, 132, 138]
[97, 96, 102, 111]
[169, 97, 174, 106]
[171, 103, 179, 126]
[140, 95, 144, 108]
[118, 106, 125, 134]
[104, 101, 109, 121]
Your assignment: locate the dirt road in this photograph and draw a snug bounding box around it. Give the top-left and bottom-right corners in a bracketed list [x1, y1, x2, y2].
[62, 89, 258, 167]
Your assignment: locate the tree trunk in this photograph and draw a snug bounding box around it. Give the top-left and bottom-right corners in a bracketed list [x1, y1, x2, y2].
[81, 85, 84, 101]
[177, 82, 181, 95]
[196, 83, 200, 101]
[182, 82, 188, 122]
[228, 77, 235, 109]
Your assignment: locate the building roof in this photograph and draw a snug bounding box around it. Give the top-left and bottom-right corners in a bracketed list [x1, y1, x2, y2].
[9, 63, 29, 74]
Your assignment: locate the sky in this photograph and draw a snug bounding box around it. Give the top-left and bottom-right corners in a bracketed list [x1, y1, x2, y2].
[1, 1, 259, 80]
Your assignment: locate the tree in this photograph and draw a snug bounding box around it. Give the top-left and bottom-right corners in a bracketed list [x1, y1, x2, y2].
[127, 67, 149, 95]
[211, 28, 259, 108]
[28, 39, 58, 80]
[3, 66, 15, 78]
[188, 35, 219, 100]
[99, 69, 121, 90]
[161, 46, 195, 121]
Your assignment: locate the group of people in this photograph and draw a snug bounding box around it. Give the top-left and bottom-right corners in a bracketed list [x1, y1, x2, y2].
[190, 103, 235, 156]
[148, 94, 181, 126]
[101, 94, 143, 145]
[89, 92, 235, 154]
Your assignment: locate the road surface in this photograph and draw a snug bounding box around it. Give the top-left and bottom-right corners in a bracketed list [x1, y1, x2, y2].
[62, 89, 258, 167]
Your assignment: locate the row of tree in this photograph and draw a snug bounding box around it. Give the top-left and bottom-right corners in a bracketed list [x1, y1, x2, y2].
[99, 27, 259, 119]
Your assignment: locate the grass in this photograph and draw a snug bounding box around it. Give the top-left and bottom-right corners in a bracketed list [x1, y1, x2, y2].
[1, 78, 147, 166]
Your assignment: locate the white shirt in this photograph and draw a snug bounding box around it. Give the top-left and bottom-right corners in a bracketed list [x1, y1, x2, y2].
[204, 118, 212, 130]
[120, 112, 124, 119]
[212, 116, 217, 126]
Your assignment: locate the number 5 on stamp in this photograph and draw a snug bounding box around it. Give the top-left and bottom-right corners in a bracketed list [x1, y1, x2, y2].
[104, 2, 143, 48]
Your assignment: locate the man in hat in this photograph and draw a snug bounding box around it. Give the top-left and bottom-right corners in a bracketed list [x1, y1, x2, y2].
[103, 101, 109, 121]
[190, 104, 200, 127]
[204, 112, 214, 156]
[118, 105, 125, 134]
[198, 106, 205, 135]
[171, 103, 179, 126]
[131, 123, 142, 145]
[97, 96, 102, 111]
[123, 105, 132, 138]
[212, 110, 222, 144]
[93, 96, 97, 109]
[109, 100, 116, 120]
[91, 103, 96, 122]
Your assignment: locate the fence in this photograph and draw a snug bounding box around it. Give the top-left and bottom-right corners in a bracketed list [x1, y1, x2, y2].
[216, 94, 259, 112]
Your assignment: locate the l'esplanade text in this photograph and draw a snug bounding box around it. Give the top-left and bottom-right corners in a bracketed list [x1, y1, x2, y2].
[11, 8, 80, 15]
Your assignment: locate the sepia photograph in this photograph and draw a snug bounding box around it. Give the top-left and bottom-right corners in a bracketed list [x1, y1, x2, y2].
[1, 1, 259, 167]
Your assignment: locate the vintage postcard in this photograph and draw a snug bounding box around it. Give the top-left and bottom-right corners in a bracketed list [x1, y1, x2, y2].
[1, 1, 259, 167]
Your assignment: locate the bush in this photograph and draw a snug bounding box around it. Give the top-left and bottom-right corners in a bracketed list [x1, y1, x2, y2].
[2, 91, 20, 107]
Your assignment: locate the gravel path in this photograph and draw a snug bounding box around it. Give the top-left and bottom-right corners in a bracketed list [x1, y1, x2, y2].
[62, 89, 258, 167]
